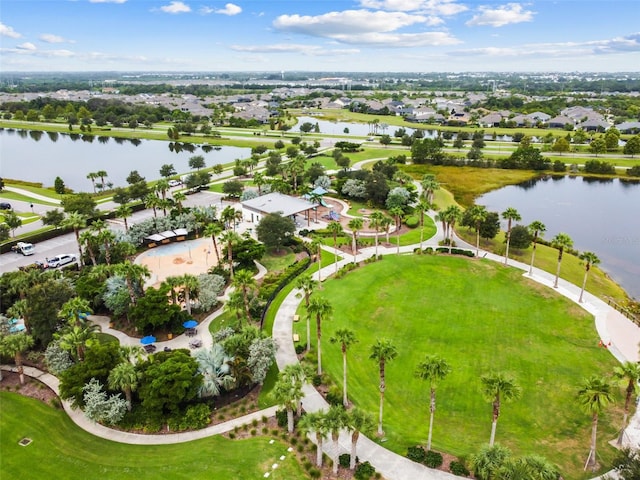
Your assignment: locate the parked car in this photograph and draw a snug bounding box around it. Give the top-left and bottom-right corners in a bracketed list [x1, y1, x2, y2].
[0, 202, 12, 210]
[19, 261, 48, 271]
[46, 253, 77, 268]
[168, 179, 181, 187]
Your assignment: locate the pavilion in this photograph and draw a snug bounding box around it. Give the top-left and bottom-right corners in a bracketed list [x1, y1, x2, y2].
[241, 192, 316, 227]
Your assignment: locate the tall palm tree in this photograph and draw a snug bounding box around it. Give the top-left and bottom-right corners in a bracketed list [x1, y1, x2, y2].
[325, 405, 349, 474]
[415, 199, 432, 250]
[115, 261, 151, 307]
[79, 231, 98, 266]
[172, 191, 186, 213]
[468, 205, 488, 257]
[389, 206, 404, 255]
[309, 238, 323, 284]
[421, 174, 440, 205]
[369, 339, 398, 436]
[62, 212, 87, 268]
[327, 221, 343, 274]
[307, 296, 333, 375]
[57, 323, 99, 361]
[368, 210, 385, 257]
[441, 205, 462, 254]
[415, 354, 451, 451]
[144, 193, 160, 219]
[502, 207, 522, 265]
[163, 275, 182, 305]
[272, 373, 304, 433]
[381, 215, 393, 245]
[281, 363, 307, 416]
[330, 328, 358, 407]
[578, 376, 614, 470]
[87, 172, 98, 193]
[295, 275, 316, 351]
[1, 333, 34, 385]
[347, 217, 364, 263]
[480, 372, 522, 446]
[299, 411, 329, 468]
[115, 204, 132, 233]
[232, 270, 257, 322]
[108, 362, 140, 411]
[96, 170, 108, 191]
[220, 230, 240, 279]
[221, 205, 240, 231]
[551, 233, 574, 288]
[203, 222, 223, 265]
[180, 273, 200, 316]
[346, 408, 375, 470]
[527, 220, 546, 276]
[58, 297, 93, 326]
[578, 251, 600, 303]
[225, 290, 246, 326]
[613, 362, 640, 445]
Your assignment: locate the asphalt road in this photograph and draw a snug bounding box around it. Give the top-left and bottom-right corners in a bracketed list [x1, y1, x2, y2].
[0, 190, 227, 274]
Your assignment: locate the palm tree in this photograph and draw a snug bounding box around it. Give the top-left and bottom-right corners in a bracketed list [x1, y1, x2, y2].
[481, 372, 522, 446]
[79, 231, 98, 266]
[108, 362, 140, 411]
[415, 354, 451, 451]
[309, 238, 323, 284]
[1, 333, 34, 385]
[86, 172, 98, 193]
[144, 193, 160, 219]
[221, 205, 240, 231]
[381, 215, 393, 245]
[232, 269, 257, 322]
[441, 205, 462, 254]
[220, 230, 240, 278]
[57, 323, 99, 361]
[346, 408, 375, 470]
[527, 220, 546, 275]
[471, 444, 511, 480]
[389, 207, 404, 255]
[578, 251, 600, 303]
[325, 405, 349, 474]
[468, 205, 488, 257]
[613, 362, 640, 445]
[97, 229, 116, 265]
[96, 170, 108, 191]
[502, 207, 522, 265]
[299, 411, 329, 468]
[347, 217, 364, 263]
[330, 328, 358, 407]
[368, 210, 385, 257]
[551, 233, 574, 288]
[281, 363, 307, 416]
[180, 273, 200, 315]
[253, 171, 266, 194]
[194, 344, 235, 399]
[295, 275, 316, 351]
[225, 290, 246, 326]
[58, 297, 93, 326]
[369, 339, 398, 436]
[62, 212, 87, 268]
[115, 261, 151, 307]
[421, 174, 440, 204]
[172, 191, 186, 213]
[307, 296, 333, 375]
[415, 199, 432, 250]
[272, 372, 304, 433]
[578, 376, 614, 470]
[203, 222, 223, 265]
[327, 221, 343, 274]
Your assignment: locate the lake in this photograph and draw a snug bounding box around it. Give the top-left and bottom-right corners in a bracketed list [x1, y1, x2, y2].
[0, 128, 251, 191]
[478, 175, 640, 300]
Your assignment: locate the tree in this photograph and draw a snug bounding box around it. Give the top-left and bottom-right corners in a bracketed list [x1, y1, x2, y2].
[114, 261, 150, 307]
[330, 328, 358, 407]
[96, 170, 108, 191]
[54, 176, 66, 194]
[308, 296, 333, 375]
[347, 217, 364, 263]
[551, 233, 573, 288]
[247, 337, 277, 385]
[623, 135, 640, 157]
[203, 222, 223, 265]
[159, 163, 176, 178]
[58, 296, 93, 326]
[61, 192, 98, 216]
[507, 225, 531, 250]
[299, 411, 329, 467]
[82, 378, 127, 425]
[115, 204, 132, 233]
[42, 208, 65, 229]
[368, 210, 385, 257]
[613, 362, 640, 446]
[346, 408, 375, 470]
[62, 212, 88, 268]
[578, 251, 600, 303]
[256, 212, 295, 254]
[3, 211, 22, 237]
[552, 137, 571, 155]
[415, 354, 451, 451]
[501, 207, 521, 265]
[472, 444, 511, 480]
[232, 269, 257, 323]
[1, 333, 34, 385]
[369, 339, 398, 436]
[188, 154, 206, 171]
[179, 273, 199, 315]
[222, 179, 244, 199]
[527, 220, 546, 276]
[389, 206, 404, 255]
[327, 221, 344, 274]
[87, 172, 98, 193]
[589, 138, 606, 156]
[481, 372, 521, 446]
[194, 344, 234, 399]
[108, 361, 140, 411]
[466, 205, 488, 257]
[272, 370, 304, 433]
[325, 405, 350, 474]
[578, 376, 614, 470]
[295, 275, 316, 351]
[57, 323, 99, 361]
[441, 205, 462, 254]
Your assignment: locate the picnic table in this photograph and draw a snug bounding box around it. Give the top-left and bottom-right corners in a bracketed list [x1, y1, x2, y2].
[189, 339, 202, 349]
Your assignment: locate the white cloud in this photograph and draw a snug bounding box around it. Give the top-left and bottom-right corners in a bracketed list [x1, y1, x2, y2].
[160, 1, 191, 14]
[215, 3, 241, 16]
[593, 33, 640, 54]
[466, 3, 535, 27]
[359, 0, 467, 16]
[89, 0, 127, 3]
[0, 22, 21, 39]
[16, 42, 37, 51]
[231, 43, 359, 56]
[40, 33, 70, 44]
[332, 31, 461, 47]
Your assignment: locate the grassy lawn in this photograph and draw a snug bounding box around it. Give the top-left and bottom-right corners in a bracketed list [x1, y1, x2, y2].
[0, 393, 307, 480]
[298, 255, 622, 478]
[457, 227, 630, 304]
[260, 247, 298, 273]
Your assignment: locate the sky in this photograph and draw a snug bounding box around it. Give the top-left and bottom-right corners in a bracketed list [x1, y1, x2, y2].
[1, 0, 639, 73]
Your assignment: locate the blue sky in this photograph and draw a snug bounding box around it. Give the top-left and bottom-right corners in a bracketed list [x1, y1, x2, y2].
[1, 0, 638, 72]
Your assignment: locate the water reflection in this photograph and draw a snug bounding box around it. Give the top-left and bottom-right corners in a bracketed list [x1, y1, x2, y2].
[29, 130, 43, 141]
[47, 131, 59, 142]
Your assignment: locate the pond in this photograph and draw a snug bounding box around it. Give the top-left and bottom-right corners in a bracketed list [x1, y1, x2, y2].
[478, 175, 640, 299]
[0, 128, 251, 191]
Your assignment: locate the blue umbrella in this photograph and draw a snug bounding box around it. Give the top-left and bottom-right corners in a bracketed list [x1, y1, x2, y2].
[183, 320, 198, 329]
[140, 335, 156, 345]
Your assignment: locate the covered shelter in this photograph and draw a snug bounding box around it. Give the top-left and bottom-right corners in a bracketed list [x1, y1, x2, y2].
[241, 192, 316, 227]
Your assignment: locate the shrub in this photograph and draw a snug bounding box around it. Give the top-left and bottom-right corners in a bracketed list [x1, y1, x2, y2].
[355, 461, 376, 480]
[405, 215, 419, 228]
[228, 432, 236, 439]
[407, 445, 427, 463]
[303, 460, 313, 471]
[276, 409, 288, 428]
[326, 385, 343, 406]
[309, 468, 322, 478]
[424, 450, 444, 468]
[312, 374, 323, 387]
[181, 403, 211, 430]
[339, 453, 351, 468]
[552, 160, 567, 172]
[450, 460, 470, 476]
[627, 165, 640, 177]
[295, 344, 306, 354]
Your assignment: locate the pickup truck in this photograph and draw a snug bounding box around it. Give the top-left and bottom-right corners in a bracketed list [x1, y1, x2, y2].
[11, 242, 35, 256]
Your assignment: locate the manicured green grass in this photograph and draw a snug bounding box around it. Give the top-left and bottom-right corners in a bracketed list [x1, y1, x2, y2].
[259, 247, 297, 273]
[0, 393, 307, 480]
[301, 255, 622, 478]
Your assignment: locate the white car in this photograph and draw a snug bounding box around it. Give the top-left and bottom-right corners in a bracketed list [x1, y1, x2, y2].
[168, 179, 182, 187]
[46, 253, 77, 268]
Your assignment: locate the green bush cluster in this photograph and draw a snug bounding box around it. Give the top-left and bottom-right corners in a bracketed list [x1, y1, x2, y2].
[339, 453, 351, 468]
[435, 247, 475, 257]
[275, 409, 288, 428]
[325, 385, 343, 406]
[407, 446, 444, 468]
[449, 460, 471, 476]
[335, 262, 358, 278]
[354, 461, 376, 479]
[259, 258, 311, 301]
[627, 165, 640, 177]
[167, 404, 212, 431]
[405, 215, 419, 228]
[583, 159, 616, 174]
[424, 450, 444, 468]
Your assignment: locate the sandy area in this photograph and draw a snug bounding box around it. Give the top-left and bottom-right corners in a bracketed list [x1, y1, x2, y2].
[136, 237, 221, 288]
